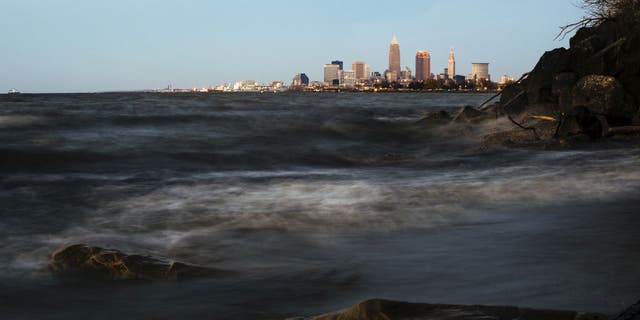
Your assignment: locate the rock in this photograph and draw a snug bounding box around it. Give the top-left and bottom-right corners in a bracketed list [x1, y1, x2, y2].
[558, 106, 609, 140]
[571, 75, 637, 124]
[49, 244, 218, 281]
[617, 25, 640, 105]
[525, 48, 571, 105]
[499, 83, 528, 117]
[569, 20, 622, 77]
[453, 106, 493, 123]
[482, 120, 558, 147]
[611, 299, 640, 320]
[553, 72, 579, 113]
[416, 110, 452, 125]
[299, 299, 607, 320]
[482, 103, 505, 118]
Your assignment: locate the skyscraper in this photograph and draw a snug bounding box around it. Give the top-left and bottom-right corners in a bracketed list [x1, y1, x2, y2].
[339, 70, 356, 88]
[448, 49, 456, 79]
[415, 51, 431, 81]
[352, 61, 367, 81]
[331, 60, 344, 70]
[388, 36, 401, 80]
[324, 64, 340, 85]
[292, 73, 309, 86]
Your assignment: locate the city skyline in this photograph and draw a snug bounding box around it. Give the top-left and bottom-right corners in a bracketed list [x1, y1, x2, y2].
[1, 0, 585, 93]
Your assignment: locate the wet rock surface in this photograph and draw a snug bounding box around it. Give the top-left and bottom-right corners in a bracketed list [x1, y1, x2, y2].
[49, 244, 219, 281]
[612, 299, 640, 320]
[292, 299, 608, 320]
[493, 14, 640, 145]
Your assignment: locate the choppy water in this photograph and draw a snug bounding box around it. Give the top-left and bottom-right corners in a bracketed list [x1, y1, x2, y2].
[1, 92, 640, 319]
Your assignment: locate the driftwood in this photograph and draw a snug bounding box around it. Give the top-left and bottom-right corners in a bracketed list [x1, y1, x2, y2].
[608, 126, 640, 135]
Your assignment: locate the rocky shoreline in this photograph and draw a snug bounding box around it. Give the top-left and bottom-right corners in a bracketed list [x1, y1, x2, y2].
[289, 299, 609, 320]
[418, 10, 640, 149]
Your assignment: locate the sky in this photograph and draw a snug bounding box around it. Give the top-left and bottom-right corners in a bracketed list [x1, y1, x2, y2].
[0, 0, 586, 93]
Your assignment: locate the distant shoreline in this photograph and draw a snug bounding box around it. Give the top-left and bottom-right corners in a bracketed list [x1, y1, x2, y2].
[1, 90, 500, 95]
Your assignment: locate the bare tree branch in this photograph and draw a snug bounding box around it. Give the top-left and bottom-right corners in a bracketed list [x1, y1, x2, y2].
[556, 0, 640, 40]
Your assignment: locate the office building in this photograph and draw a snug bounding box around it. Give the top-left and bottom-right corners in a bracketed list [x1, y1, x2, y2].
[324, 64, 341, 85]
[340, 70, 356, 88]
[389, 36, 401, 80]
[331, 60, 343, 70]
[401, 67, 412, 81]
[292, 73, 309, 86]
[448, 49, 456, 79]
[415, 51, 431, 81]
[352, 61, 369, 81]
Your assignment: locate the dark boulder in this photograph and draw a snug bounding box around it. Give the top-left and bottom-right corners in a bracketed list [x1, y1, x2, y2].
[571, 75, 637, 124]
[49, 244, 219, 281]
[298, 299, 606, 320]
[499, 83, 528, 116]
[557, 106, 609, 140]
[453, 106, 494, 123]
[569, 20, 622, 77]
[617, 24, 640, 105]
[416, 110, 452, 125]
[525, 48, 571, 105]
[482, 103, 505, 118]
[612, 299, 640, 320]
[553, 72, 579, 113]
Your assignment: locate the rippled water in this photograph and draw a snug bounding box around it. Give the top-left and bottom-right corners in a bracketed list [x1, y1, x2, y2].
[1, 92, 640, 319]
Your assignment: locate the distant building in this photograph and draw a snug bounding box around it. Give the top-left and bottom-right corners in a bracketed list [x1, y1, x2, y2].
[234, 80, 258, 92]
[324, 64, 341, 85]
[331, 60, 344, 70]
[371, 71, 383, 83]
[448, 49, 456, 79]
[401, 67, 412, 81]
[471, 63, 490, 81]
[292, 73, 309, 86]
[352, 61, 368, 82]
[415, 51, 431, 81]
[453, 75, 466, 84]
[388, 36, 401, 80]
[385, 70, 399, 82]
[500, 75, 515, 84]
[340, 70, 356, 88]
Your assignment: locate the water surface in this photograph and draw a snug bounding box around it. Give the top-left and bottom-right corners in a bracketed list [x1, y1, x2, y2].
[1, 92, 639, 319]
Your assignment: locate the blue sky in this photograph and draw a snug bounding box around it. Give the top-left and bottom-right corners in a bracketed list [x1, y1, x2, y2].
[1, 0, 585, 93]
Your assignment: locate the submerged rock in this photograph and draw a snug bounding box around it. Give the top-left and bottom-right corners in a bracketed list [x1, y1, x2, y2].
[453, 106, 494, 123]
[49, 244, 218, 281]
[416, 110, 452, 125]
[295, 299, 607, 320]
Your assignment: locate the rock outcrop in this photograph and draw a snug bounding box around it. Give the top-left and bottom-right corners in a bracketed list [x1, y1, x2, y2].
[292, 299, 607, 320]
[49, 244, 218, 281]
[415, 110, 452, 125]
[496, 15, 640, 143]
[611, 299, 640, 320]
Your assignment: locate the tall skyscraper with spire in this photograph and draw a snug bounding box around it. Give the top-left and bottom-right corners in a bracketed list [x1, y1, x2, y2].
[415, 51, 431, 81]
[389, 36, 401, 80]
[447, 49, 456, 79]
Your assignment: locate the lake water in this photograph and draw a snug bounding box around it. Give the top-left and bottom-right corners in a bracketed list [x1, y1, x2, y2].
[1, 92, 640, 319]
